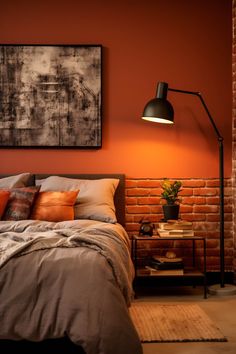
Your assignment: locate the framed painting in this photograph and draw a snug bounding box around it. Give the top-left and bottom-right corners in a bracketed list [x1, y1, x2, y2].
[0, 44, 102, 148]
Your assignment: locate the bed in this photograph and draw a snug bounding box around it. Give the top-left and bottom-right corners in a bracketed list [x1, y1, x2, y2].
[0, 173, 142, 354]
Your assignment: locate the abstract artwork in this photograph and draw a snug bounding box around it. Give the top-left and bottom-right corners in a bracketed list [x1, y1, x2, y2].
[0, 45, 102, 148]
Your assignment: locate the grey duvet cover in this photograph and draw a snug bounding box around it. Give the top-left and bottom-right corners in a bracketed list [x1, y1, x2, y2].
[0, 219, 142, 354]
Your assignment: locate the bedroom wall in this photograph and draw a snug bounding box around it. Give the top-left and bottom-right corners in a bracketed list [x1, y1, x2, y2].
[233, 0, 236, 278]
[0, 0, 232, 179]
[0, 0, 234, 275]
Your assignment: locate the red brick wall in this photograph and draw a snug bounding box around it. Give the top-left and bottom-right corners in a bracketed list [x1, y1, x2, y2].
[125, 178, 233, 272]
[233, 0, 236, 278]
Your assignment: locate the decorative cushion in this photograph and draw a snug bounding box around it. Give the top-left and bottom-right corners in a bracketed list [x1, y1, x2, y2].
[36, 176, 119, 223]
[31, 190, 79, 222]
[0, 173, 33, 188]
[3, 186, 40, 221]
[0, 190, 10, 219]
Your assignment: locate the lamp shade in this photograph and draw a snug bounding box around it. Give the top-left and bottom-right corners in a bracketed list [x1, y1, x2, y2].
[142, 82, 174, 124]
[142, 98, 174, 124]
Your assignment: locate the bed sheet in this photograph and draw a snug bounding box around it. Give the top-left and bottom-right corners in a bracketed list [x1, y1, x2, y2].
[0, 219, 142, 354]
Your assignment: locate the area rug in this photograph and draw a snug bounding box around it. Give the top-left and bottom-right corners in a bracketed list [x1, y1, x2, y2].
[129, 302, 227, 343]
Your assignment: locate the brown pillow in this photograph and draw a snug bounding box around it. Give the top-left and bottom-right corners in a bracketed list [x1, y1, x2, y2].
[0, 190, 10, 219]
[3, 186, 40, 221]
[31, 190, 79, 222]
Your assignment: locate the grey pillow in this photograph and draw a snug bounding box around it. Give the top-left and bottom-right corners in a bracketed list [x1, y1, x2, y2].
[36, 176, 119, 223]
[0, 173, 33, 189]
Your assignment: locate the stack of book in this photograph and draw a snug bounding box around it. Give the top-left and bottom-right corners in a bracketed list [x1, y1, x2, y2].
[146, 255, 184, 275]
[157, 220, 194, 237]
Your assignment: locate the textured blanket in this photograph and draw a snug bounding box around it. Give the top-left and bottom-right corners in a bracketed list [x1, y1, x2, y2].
[0, 220, 142, 354]
[0, 219, 134, 304]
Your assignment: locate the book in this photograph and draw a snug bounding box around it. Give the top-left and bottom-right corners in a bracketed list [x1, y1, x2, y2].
[152, 255, 183, 263]
[150, 255, 184, 270]
[157, 228, 195, 237]
[158, 220, 193, 230]
[145, 266, 184, 276]
[149, 260, 183, 270]
[137, 268, 151, 276]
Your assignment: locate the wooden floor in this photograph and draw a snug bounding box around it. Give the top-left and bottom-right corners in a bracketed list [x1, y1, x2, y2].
[135, 285, 236, 354]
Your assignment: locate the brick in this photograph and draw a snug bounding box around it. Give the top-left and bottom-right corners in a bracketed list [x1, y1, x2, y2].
[137, 180, 161, 188]
[179, 189, 193, 196]
[224, 230, 233, 238]
[206, 180, 219, 187]
[193, 205, 219, 213]
[225, 239, 234, 248]
[195, 231, 207, 237]
[225, 179, 232, 187]
[182, 197, 206, 205]
[135, 240, 163, 249]
[206, 239, 219, 248]
[225, 249, 234, 257]
[202, 222, 219, 231]
[225, 196, 233, 205]
[125, 197, 137, 205]
[126, 205, 151, 214]
[173, 240, 193, 248]
[125, 215, 134, 223]
[194, 188, 218, 196]
[224, 213, 232, 221]
[125, 180, 137, 188]
[207, 197, 220, 205]
[181, 180, 205, 187]
[150, 188, 162, 196]
[206, 231, 220, 238]
[127, 188, 150, 196]
[179, 205, 193, 213]
[224, 187, 233, 196]
[133, 214, 159, 223]
[125, 223, 140, 232]
[207, 256, 220, 265]
[138, 197, 160, 205]
[225, 221, 233, 230]
[180, 214, 206, 221]
[193, 221, 208, 230]
[147, 240, 174, 248]
[150, 205, 163, 213]
[206, 214, 220, 222]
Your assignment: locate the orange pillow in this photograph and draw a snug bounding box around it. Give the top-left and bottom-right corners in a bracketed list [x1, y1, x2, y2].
[0, 190, 10, 219]
[31, 190, 79, 222]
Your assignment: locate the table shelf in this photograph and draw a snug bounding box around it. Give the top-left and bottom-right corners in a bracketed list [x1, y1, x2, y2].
[132, 235, 207, 298]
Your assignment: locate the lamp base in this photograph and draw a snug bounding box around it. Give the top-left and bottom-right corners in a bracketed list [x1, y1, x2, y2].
[208, 283, 236, 296]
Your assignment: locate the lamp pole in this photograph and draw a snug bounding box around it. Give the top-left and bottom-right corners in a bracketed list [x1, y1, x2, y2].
[168, 87, 224, 288]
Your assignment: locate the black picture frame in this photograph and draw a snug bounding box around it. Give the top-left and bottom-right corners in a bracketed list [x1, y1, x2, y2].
[0, 44, 102, 148]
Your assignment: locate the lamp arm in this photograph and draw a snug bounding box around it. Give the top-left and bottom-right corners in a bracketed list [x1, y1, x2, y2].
[168, 86, 225, 287]
[168, 87, 223, 141]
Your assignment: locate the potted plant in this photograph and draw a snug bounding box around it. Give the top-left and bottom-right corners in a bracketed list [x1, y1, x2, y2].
[160, 178, 182, 220]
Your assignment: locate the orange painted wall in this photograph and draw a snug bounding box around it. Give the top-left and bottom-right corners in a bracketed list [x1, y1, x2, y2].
[0, 0, 232, 178]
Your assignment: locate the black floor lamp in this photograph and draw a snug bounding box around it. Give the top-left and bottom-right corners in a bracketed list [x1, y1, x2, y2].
[142, 81, 236, 295]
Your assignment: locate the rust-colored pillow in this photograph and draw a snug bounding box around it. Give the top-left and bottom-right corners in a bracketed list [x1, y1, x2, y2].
[0, 190, 10, 219]
[31, 191, 79, 222]
[3, 186, 40, 221]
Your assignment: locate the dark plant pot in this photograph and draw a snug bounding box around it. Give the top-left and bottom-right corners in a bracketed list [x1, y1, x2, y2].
[162, 204, 180, 221]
